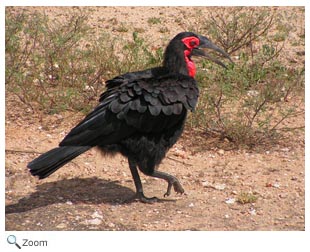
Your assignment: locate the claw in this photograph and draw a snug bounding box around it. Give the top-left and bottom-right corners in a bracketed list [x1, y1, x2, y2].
[135, 192, 159, 203]
[173, 181, 184, 194]
[163, 180, 185, 197]
[164, 183, 173, 197]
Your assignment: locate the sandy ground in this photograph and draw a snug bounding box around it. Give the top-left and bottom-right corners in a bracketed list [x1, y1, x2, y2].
[5, 6, 305, 231]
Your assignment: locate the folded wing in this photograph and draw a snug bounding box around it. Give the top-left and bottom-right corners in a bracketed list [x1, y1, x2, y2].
[60, 73, 199, 147]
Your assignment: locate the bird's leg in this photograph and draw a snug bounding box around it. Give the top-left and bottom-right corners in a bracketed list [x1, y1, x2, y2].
[151, 170, 184, 197]
[128, 158, 158, 203]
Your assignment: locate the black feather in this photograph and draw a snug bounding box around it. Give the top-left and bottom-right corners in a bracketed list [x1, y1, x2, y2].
[28, 146, 90, 179]
[148, 104, 162, 116]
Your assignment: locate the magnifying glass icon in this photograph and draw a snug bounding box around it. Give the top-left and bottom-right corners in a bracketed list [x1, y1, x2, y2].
[7, 235, 21, 249]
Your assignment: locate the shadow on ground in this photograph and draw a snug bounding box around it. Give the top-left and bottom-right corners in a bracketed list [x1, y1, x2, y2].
[6, 177, 136, 214]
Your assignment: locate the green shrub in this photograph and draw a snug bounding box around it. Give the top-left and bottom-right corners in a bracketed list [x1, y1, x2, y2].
[188, 7, 304, 147]
[5, 9, 163, 114]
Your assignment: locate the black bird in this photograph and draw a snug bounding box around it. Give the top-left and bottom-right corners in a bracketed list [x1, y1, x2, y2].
[28, 32, 232, 203]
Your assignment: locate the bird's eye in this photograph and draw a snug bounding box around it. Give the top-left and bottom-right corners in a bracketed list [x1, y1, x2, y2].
[181, 36, 200, 49]
[190, 40, 197, 46]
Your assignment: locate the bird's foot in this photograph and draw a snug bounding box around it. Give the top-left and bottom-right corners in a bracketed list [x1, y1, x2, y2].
[134, 192, 159, 204]
[164, 180, 185, 197]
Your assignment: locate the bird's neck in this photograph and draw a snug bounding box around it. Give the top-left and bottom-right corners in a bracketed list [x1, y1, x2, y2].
[163, 50, 196, 78]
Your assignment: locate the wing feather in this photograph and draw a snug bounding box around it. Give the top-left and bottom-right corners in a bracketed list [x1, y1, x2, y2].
[60, 71, 199, 146]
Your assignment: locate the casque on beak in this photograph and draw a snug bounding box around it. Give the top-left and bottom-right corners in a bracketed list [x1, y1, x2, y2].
[192, 35, 233, 68]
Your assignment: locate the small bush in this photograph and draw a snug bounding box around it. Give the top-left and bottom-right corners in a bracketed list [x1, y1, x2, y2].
[237, 192, 258, 204]
[5, 9, 163, 114]
[188, 7, 304, 147]
[147, 17, 161, 25]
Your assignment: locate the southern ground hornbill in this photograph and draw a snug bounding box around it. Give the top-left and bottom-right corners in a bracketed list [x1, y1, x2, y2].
[28, 32, 232, 203]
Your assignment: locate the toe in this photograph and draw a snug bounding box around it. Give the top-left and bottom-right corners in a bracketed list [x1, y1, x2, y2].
[135, 192, 158, 203]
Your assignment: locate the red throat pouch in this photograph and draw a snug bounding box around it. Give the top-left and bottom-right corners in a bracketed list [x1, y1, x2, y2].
[184, 50, 196, 77]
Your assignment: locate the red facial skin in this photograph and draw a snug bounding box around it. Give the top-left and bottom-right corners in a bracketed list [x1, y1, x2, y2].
[181, 36, 200, 77]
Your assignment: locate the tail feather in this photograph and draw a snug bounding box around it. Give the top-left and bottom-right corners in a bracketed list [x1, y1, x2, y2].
[28, 146, 91, 179]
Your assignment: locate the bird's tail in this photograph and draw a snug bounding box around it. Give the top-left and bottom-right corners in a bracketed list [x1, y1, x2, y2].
[28, 146, 91, 179]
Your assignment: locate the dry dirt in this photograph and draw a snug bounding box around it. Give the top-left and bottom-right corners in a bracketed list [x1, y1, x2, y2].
[5, 6, 305, 231]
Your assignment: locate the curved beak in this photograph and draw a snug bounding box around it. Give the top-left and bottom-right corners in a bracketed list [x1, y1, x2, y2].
[192, 35, 233, 68]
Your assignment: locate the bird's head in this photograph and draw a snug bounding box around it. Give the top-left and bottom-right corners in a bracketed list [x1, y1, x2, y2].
[163, 32, 233, 77]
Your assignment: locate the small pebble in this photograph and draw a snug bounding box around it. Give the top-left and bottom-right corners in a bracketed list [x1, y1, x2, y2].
[91, 211, 103, 219]
[225, 198, 236, 204]
[86, 218, 102, 225]
[56, 223, 67, 229]
[108, 222, 115, 228]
